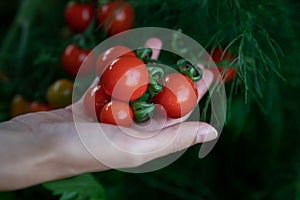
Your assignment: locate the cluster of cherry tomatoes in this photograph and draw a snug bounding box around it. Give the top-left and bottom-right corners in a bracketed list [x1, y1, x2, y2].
[65, 0, 134, 36]
[83, 45, 202, 127]
[10, 0, 237, 120]
[62, 0, 134, 77]
[10, 0, 136, 118]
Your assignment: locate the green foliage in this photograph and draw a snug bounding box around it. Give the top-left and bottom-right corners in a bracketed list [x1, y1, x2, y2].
[43, 174, 105, 200]
[0, 0, 299, 199]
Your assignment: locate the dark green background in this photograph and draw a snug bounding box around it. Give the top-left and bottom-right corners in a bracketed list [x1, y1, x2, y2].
[0, 0, 299, 199]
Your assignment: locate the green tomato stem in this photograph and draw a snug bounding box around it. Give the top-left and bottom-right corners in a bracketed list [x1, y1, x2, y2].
[176, 59, 203, 82]
[147, 66, 164, 96]
[135, 48, 153, 60]
[131, 101, 155, 123]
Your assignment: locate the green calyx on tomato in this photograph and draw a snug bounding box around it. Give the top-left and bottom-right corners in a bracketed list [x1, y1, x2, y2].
[146, 65, 164, 97]
[135, 48, 161, 64]
[176, 59, 203, 82]
[135, 47, 152, 59]
[131, 101, 155, 123]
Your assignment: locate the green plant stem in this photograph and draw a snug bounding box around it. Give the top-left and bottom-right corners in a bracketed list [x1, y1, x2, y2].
[0, 0, 41, 71]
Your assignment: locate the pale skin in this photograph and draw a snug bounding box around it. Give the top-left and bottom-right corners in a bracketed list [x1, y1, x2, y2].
[0, 40, 218, 191]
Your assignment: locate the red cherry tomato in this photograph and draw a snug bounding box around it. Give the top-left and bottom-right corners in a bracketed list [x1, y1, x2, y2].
[28, 102, 52, 113]
[84, 84, 111, 120]
[65, 2, 94, 33]
[101, 56, 148, 101]
[100, 100, 134, 127]
[97, 1, 134, 36]
[217, 67, 237, 82]
[62, 44, 92, 77]
[96, 45, 136, 76]
[153, 73, 198, 118]
[210, 47, 237, 82]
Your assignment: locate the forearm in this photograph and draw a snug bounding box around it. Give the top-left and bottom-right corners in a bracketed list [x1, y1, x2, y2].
[0, 112, 108, 191]
[0, 119, 51, 190]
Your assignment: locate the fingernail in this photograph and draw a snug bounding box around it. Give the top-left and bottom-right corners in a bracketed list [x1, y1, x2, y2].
[144, 37, 162, 60]
[195, 126, 218, 143]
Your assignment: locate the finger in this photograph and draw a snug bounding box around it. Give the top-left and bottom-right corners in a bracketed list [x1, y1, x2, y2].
[72, 121, 217, 170]
[144, 37, 163, 60]
[136, 121, 218, 166]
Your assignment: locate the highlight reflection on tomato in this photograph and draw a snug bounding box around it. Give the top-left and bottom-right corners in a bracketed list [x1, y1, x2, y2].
[100, 100, 134, 127]
[153, 73, 198, 118]
[96, 45, 135, 76]
[101, 56, 148, 101]
[97, 1, 134, 36]
[65, 2, 94, 33]
[62, 44, 92, 77]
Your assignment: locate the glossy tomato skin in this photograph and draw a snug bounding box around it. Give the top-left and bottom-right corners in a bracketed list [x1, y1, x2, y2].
[47, 79, 73, 109]
[28, 102, 52, 113]
[96, 45, 136, 76]
[65, 2, 94, 33]
[62, 44, 92, 77]
[100, 100, 134, 127]
[97, 2, 134, 36]
[84, 85, 111, 120]
[210, 47, 236, 82]
[153, 73, 198, 118]
[101, 56, 148, 101]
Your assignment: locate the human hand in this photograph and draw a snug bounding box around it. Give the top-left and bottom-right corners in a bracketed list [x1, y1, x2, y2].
[67, 65, 216, 169]
[1, 39, 217, 190]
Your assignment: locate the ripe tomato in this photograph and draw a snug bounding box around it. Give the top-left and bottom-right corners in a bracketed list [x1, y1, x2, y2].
[84, 84, 111, 120]
[153, 73, 198, 118]
[97, 1, 134, 36]
[210, 47, 237, 82]
[96, 45, 136, 76]
[65, 2, 94, 33]
[47, 79, 73, 109]
[101, 56, 148, 101]
[100, 100, 134, 127]
[217, 67, 237, 82]
[28, 102, 52, 113]
[10, 95, 30, 117]
[62, 44, 92, 77]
